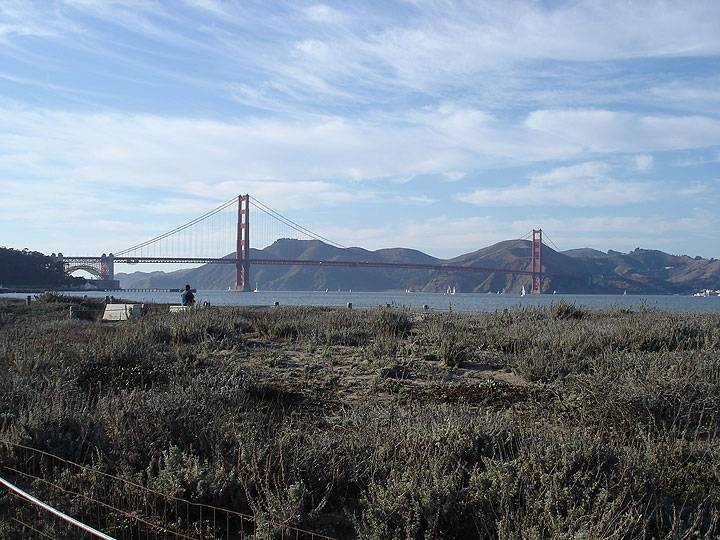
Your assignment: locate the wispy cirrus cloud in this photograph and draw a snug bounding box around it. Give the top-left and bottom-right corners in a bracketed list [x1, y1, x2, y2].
[457, 159, 717, 209]
[458, 161, 655, 208]
[302, 4, 346, 25]
[4, 1, 720, 110]
[3, 104, 720, 194]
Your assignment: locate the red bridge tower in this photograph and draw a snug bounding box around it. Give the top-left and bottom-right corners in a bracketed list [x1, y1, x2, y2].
[531, 229, 543, 294]
[235, 194, 250, 291]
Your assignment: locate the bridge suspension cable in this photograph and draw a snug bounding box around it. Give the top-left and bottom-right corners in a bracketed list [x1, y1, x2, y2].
[112, 194, 345, 262]
[115, 197, 237, 256]
[541, 230, 563, 253]
[249, 196, 346, 248]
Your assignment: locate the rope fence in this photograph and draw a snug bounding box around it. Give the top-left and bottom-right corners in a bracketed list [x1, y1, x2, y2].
[0, 440, 336, 540]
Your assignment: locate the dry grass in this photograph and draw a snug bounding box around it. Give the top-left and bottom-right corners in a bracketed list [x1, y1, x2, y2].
[1, 297, 719, 538]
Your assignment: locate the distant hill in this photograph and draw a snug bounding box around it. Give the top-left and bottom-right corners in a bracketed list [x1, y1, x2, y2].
[563, 247, 720, 294]
[115, 239, 720, 294]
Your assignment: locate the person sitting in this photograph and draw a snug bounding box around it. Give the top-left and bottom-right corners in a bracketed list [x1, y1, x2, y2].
[181, 284, 195, 306]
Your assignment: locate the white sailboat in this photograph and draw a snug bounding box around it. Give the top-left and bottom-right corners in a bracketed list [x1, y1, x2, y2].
[253, 282, 259, 293]
[520, 285, 526, 297]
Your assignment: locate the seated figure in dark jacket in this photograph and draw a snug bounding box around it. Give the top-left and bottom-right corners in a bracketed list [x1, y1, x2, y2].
[181, 284, 195, 306]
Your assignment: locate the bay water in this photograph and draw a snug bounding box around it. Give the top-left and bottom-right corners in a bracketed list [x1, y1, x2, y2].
[3, 290, 720, 313]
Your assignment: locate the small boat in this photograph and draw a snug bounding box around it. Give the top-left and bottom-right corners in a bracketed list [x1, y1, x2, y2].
[520, 285, 526, 297]
[253, 282, 259, 293]
[623, 290, 627, 296]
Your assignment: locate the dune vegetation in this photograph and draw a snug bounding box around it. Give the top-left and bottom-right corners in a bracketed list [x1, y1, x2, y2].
[1, 295, 719, 539]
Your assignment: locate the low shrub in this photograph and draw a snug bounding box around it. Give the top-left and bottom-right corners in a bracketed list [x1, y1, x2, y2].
[550, 300, 586, 320]
[371, 308, 413, 338]
[438, 333, 469, 367]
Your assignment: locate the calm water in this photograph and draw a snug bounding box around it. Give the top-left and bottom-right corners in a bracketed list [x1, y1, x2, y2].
[3, 290, 720, 313]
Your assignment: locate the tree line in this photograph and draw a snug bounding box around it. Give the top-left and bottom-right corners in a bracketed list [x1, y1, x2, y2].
[0, 247, 84, 288]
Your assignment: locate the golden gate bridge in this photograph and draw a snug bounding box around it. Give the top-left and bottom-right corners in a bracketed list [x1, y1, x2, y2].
[58, 195, 548, 293]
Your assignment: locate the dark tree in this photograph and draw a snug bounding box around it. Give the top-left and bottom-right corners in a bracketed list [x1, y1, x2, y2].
[0, 247, 83, 287]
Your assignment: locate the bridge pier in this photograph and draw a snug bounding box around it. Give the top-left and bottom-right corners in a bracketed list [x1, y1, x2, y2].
[100, 253, 115, 281]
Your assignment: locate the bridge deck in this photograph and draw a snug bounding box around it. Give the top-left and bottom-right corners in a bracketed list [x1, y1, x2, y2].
[62, 256, 541, 277]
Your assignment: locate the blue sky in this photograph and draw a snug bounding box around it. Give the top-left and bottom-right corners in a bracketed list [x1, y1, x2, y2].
[1, 0, 719, 261]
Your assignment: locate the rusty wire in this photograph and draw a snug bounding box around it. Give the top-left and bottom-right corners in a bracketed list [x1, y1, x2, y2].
[11, 515, 58, 539]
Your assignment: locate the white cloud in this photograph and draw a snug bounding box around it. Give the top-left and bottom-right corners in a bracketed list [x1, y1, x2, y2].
[183, 0, 227, 15]
[0, 106, 456, 187]
[459, 161, 656, 207]
[524, 109, 720, 153]
[677, 182, 713, 197]
[302, 4, 346, 25]
[274, 1, 720, 94]
[633, 154, 654, 172]
[2, 105, 720, 209]
[443, 171, 467, 182]
[458, 154, 718, 208]
[4, 1, 720, 105]
[649, 79, 720, 109]
[531, 161, 611, 184]
[673, 152, 720, 167]
[0, 1, 65, 40]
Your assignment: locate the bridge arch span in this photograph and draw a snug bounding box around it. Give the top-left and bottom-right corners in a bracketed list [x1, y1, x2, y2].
[65, 265, 103, 278]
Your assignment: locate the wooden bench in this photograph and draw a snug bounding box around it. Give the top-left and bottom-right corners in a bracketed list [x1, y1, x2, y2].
[102, 304, 142, 321]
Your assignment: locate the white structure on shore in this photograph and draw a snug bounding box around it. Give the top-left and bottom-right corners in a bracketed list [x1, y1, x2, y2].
[693, 289, 720, 297]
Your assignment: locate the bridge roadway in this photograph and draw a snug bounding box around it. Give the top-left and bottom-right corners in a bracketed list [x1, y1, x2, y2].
[62, 256, 543, 277]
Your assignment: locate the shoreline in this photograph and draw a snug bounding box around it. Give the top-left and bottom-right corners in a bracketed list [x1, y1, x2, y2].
[3, 289, 720, 314]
